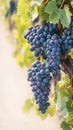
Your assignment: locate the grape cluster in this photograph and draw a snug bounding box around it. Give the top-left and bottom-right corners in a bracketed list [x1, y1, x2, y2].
[24, 22, 62, 77]
[9, 1, 16, 15]
[24, 17, 73, 114]
[28, 60, 51, 113]
[62, 16, 73, 53]
[42, 34, 62, 76]
[24, 21, 62, 113]
[24, 21, 58, 58]
[5, 0, 16, 17]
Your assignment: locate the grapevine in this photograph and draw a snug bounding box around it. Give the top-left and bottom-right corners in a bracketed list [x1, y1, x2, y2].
[21, 0, 73, 129]
[4, 0, 73, 129]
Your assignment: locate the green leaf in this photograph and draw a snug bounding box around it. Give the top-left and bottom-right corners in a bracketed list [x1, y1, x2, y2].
[22, 99, 34, 113]
[39, 6, 49, 21]
[67, 87, 72, 97]
[45, 1, 58, 14]
[30, 0, 42, 6]
[60, 87, 70, 98]
[56, 0, 62, 4]
[60, 97, 68, 111]
[66, 100, 73, 112]
[17, 0, 31, 25]
[48, 105, 56, 116]
[67, 112, 73, 125]
[56, 83, 68, 111]
[64, 5, 72, 24]
[57, 81, 65, 89]
[59, 97, 68, 120]
[52, 92, 57, 102]
[60, 121, 71, 130]
[68, 48, 73, 59]
[63, 75, 70, 87]
[56, 84, 61, 110]
[59, 108, 68, 120]
[49, 11, 60, 24]
[59, 9, 69, 27]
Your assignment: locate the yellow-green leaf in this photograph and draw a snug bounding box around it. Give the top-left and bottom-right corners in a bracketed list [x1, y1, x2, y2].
[47, 105, 56, 116]
[22, 99, 34, 114]
[68, 48, 73, 59]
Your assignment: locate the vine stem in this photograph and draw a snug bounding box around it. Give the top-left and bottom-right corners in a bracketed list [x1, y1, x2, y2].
[57, 0, 65, 35]
[60, 0, 65, 9]
[65, 0, 73, 15]
[60, 0, 73, 14]
[61, 56, 73, 98]
[71, 126, 73, 130]
[42, 0, 48, 6]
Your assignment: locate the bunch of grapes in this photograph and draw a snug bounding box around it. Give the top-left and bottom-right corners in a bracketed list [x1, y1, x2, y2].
[25, 22, 62, 76]
[24, 21, 58, 58]
[24, 17, 73, 114]
[62, 16, 73, 53]
[28, 60, 51, 113]
[5, 0, 17, 17]
[42, 34, 62, 76]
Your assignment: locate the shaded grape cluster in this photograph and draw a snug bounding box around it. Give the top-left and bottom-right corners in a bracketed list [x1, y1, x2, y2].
[5, 0, 17, 17]
[28, 60, 51, 113]
[62, 16, 73, 53]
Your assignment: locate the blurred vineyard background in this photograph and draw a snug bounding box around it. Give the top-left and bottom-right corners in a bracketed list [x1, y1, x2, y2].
[0, 0, 35, 67]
